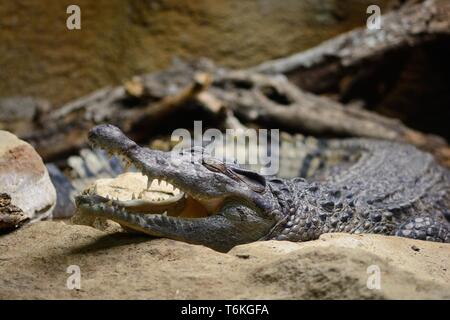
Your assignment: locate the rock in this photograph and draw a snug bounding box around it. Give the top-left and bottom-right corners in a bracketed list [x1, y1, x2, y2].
[0, 130, 56, 223]
[46, 164, 76, 219]
[71, 172, 185, 230]
[47, 148, 124, 219]
[82, 172, 151, 200]
[0, 221, 448, 299]
[70, 172, 147, 232]
[0, 193, 29, 230]
[78, 171, 182, 203]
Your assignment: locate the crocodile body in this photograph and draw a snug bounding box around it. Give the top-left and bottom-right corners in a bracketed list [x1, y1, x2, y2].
[262, 138, 450, 243]
[76, 125, 450, 252]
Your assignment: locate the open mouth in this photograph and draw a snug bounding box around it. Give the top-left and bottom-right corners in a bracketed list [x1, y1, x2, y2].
[76, 125, 274, 251]
[78, 152, 225, 221]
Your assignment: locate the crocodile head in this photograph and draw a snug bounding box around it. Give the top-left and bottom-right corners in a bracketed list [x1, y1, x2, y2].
[75, 124, 279, 252]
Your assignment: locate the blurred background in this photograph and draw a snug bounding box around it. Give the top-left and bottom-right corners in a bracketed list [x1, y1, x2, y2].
[0, 0, 398, 105]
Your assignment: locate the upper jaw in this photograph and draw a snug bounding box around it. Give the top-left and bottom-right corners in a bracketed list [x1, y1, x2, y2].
[113, 144, 255, 206]
[88, 125, 270, 217]
[78, 143, 235, 217]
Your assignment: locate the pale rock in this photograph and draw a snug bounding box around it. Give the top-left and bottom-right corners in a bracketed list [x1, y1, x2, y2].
[0, 130, 56, 223]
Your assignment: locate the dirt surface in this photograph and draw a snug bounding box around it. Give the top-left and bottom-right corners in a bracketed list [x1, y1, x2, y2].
[0, 221, 448, 299]
[0, 0, 395, 105]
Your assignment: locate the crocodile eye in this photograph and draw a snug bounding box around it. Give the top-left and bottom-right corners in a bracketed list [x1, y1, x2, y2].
[230, 167, 266, 193]
[202, 158, 227, 173]
[203, 157, 266, 193]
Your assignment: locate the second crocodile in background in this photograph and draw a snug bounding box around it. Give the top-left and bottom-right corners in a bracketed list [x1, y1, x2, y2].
[75, 125, 450, 252]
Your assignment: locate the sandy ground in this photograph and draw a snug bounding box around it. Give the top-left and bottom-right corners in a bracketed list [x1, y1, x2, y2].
[0, 221, 448, 299]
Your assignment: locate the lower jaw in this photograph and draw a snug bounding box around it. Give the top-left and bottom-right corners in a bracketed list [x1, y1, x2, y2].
[76, 204, 158, 234]
[77, 202, 272, 253]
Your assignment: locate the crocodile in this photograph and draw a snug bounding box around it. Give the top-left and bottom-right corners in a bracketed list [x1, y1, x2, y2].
[75, 124, 450, 252]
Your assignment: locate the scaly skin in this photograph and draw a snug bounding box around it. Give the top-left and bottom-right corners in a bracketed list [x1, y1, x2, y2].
[76, 125, 450, 252]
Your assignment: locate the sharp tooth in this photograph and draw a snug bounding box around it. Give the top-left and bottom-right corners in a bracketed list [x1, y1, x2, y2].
[106, 195, 110, 200]
[162, 211, 167, 216]
[160, 181, 167, 188]
[138, 191, 144, 199]
[151, 179, 159, 188]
